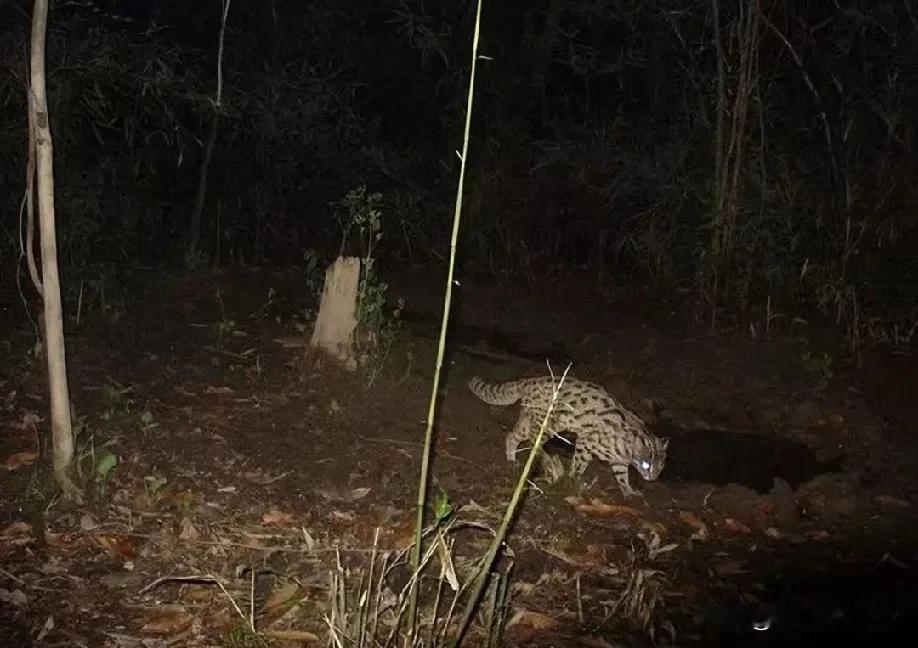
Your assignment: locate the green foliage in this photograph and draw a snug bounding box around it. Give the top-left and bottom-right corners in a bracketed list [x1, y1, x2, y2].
[432, 488, 454, 524]
[143, 475, 167, 502]
[93, 450, 118, 498]
[332, 186, 404, 371]
[99, 381, 132, 420]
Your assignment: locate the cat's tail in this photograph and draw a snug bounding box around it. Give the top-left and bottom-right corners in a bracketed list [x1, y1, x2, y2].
[468, 376, 524, 405]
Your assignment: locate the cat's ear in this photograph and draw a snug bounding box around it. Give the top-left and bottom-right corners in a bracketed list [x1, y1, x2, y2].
[661, 438, 670, 449]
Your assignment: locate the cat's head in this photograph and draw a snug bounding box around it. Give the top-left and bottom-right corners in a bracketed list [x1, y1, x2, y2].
[634, 434, 668, 481]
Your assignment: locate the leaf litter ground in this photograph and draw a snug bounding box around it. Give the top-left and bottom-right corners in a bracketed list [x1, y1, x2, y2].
[1, 265, 917, 646]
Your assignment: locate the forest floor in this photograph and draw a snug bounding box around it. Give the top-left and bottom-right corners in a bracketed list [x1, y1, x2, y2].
[1, 264, 917, 647]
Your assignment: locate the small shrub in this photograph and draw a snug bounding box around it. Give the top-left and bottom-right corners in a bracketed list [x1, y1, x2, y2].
[332, 186, 404, 378]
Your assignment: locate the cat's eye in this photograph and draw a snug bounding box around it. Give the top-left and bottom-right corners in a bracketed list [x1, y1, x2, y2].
[641, 460, 650, 470]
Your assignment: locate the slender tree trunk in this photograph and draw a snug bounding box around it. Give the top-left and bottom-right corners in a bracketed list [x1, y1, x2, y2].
[186, 0, 232, 263]
[30, 0, 82, 502]
[24, 90, 42, 297]
[187, 113, 219, 260]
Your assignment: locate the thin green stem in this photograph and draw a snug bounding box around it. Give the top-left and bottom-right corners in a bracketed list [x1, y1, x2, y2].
[407, 0, 485, 639]
[452, 364, 572, 647]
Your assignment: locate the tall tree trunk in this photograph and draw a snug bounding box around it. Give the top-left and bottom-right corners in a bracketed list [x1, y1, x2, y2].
[30, 0, 82, 502]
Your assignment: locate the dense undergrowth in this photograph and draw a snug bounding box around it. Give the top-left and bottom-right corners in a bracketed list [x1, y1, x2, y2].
[0, 0, 915, 350]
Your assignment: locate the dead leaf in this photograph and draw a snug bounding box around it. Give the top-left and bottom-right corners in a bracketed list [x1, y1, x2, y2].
[264, 583, 301, 611]
[243, 469, 291, 485]
[0, 588, 28, 607]
[437, 535, 460, 591]
[389, 522, 416, 550]
[272, 336, 307, 349]
[875, 495, 910, 509]
[262, 629, 321, 642]
[315, 487, 371, 502]
[508, 608, 562, 632]
[827, 413, 845, 427]
[763, 527, 782, 539]
[204, 386, 234, 395]
[4, 451, 38, 471]
[0, 521, 34, 547]
[163, 489, 197, 509]
[640, 520, 669, 537]
[209, 606, 235, 629]
[178, 519, 200, 541]
[637, 530, 679, 558]
[878, 553, 910, 569]
[35, 616, 54, 642]
[541, 544, 607, 569]
[138, 605, 194, 635]
[569, 497, 641, 518]
[240, 533, 267, 550]
[91, 534, 137, 559]
[173, 385, 197, 397]
[301, 528, 317, 551]
[262, 508, 293, 525]
[181, 585, 215, 603]
[678, 511, 709, 539]
[720, 518, 752, 535]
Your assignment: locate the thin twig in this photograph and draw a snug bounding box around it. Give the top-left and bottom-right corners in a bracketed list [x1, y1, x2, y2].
[453, 362, 573, 646]
[140, 573, 253, 632]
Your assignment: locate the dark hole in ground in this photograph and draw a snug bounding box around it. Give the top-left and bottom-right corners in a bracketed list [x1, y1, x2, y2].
[539, 426, 837, 494]
[656, 425, 839, 493]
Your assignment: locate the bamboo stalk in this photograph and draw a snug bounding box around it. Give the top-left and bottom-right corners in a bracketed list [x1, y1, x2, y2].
[407, 0, 486, 638]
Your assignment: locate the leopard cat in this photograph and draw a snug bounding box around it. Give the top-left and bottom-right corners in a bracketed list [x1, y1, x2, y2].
[468, 375, 667, 497]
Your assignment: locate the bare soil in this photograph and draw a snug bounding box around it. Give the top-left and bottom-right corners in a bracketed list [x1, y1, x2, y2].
[2, 265, 916, 646]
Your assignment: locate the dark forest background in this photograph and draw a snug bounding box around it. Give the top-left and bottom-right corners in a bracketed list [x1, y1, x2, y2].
[1, 0, 916, 348]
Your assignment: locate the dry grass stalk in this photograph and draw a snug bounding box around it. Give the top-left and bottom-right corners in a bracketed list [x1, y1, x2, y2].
[322, 517, 511, 647]
[612, 567, 666, 632]
[708, 0, 761, 300]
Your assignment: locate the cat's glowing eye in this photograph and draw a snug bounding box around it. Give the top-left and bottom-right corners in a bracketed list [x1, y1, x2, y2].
[641, 460, 651, 470]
